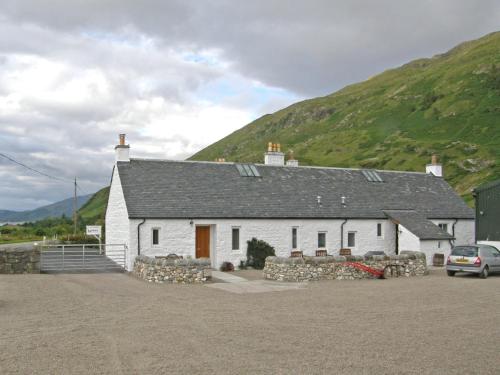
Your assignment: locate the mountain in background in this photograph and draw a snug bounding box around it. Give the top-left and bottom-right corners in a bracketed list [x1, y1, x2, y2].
[191, 31, 500, 204]
[0, 194, 92, 223]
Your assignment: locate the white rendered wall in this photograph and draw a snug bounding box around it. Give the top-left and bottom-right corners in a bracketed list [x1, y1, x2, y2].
[125, 218, 397, 270]
[105, 167, 130, 261]
[419, 240, 452, 265]
[429, 219, 475, 246]
[398, 225, 420, 252]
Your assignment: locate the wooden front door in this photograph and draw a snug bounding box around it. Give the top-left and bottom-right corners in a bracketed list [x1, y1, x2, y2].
[196, 226, 210, 258]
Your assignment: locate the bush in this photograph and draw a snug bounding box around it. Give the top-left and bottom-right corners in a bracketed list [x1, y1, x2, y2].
[64, 234, 100, 244]
[246, 238, 275, 269]
[238, 260, 248, 270]
[220, 262, 234, 272]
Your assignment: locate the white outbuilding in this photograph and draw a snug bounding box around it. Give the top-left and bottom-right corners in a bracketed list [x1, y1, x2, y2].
[106, 135, 475, 270]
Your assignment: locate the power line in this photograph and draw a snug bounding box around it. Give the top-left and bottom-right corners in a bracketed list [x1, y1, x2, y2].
[0, 152, 72, 183]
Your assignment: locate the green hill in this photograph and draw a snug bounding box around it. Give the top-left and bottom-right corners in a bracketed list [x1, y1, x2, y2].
[78, 186, 109, 226]
[190, 31, 500, 205]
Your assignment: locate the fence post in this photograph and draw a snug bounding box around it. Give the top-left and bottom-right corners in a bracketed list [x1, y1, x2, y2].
[62, 245, 65, 271]
[83, 244, 85, 269]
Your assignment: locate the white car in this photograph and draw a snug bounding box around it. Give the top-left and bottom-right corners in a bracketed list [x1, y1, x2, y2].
[446, 244, 500, 279]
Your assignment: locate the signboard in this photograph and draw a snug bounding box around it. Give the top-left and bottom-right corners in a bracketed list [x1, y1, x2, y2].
[86, 225, 102, 236]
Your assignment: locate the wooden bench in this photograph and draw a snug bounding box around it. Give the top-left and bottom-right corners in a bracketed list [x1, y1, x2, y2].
[315, 250, 328, 257]
[339, 248, 351, 256]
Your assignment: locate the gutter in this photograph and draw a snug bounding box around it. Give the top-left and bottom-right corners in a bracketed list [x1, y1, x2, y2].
[340, 219, 348, 249]
[137, 218, 146, 255]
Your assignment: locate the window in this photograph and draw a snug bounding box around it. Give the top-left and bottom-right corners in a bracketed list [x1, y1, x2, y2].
[377, 223, 383, 238]
[292, 227, 298, 249]
[438, 223, 448, 233]
[232, 227, 240, 251]
[152, 228, 160, 246]
[318, 232, 326, 248]
[347, 232, 356, 248]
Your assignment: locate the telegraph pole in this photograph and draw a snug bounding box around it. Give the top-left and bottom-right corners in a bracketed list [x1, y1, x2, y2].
[73, 177, 78, 235]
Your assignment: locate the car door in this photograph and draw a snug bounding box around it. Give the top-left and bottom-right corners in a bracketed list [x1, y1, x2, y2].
[487, 246, 500, 272]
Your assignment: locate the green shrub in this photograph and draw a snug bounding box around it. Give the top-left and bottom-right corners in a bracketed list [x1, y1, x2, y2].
[246, 238, 275, 269]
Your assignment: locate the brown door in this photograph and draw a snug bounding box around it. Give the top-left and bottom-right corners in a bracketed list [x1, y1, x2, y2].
[196, 226, 210, 258]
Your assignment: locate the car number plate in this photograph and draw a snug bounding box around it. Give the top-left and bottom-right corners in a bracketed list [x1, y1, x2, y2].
[455, 259, 469, 263]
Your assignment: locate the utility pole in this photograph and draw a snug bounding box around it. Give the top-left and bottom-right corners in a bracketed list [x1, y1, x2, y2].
[73, 177, 78, 235]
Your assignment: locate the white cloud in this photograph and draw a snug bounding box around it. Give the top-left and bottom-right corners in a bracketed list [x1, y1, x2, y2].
[0, 1, 498, 210]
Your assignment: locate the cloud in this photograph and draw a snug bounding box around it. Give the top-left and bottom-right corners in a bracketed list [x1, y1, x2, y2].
[0, 1, 498, 210]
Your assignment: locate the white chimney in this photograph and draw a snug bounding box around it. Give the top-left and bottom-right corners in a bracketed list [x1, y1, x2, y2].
[264, 142, 285, 166]
[426, 154, 442, 177]
[286, 150, 299, 167]
[115, 133, 130, 162]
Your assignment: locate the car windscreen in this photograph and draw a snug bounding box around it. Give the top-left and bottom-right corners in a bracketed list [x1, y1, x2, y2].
[451, 246, 478, 257]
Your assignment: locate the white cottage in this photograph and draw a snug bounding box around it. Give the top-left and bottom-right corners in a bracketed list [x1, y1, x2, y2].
[106, 135, 475, 270]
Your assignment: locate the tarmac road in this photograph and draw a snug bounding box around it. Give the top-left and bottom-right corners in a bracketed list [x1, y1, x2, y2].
[0, 268, 499, 374]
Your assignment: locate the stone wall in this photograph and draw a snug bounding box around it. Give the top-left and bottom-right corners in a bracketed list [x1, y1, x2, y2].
[0, 247, 40, 274]
[133, 255, 212, 283]
[263, 251, 427, 282]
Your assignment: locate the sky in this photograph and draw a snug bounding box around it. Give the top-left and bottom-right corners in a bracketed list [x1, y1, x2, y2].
[0, 0, 499, 211]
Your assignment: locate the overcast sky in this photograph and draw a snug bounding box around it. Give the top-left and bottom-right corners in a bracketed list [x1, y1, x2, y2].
[0, 1, 499, 211]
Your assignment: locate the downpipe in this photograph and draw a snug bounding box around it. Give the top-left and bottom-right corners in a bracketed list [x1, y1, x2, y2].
[137, 218, 146, 255]
[340, 219, 348, 249]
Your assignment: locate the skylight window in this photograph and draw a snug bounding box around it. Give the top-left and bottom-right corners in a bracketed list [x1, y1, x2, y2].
[236, 164, 261, 177]
[362, 170, 383, 182]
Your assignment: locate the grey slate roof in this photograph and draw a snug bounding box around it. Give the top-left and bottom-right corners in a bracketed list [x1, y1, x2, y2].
[383, 210, 454, 240]
[116, 159, 474, 220]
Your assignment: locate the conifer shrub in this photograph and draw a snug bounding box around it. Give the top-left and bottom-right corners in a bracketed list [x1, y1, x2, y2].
[246, 237, 275, 269]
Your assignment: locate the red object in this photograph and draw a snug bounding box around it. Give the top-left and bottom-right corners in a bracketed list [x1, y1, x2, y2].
[474, 257, 481, 266]
[447, 256, 451, 265]
[344, 262, 384, 277]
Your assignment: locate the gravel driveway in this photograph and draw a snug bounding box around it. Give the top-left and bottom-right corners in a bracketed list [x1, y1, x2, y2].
[0, 269, 499, 374]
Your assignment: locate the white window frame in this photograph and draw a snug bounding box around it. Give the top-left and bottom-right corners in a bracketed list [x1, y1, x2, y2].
[151, 227, 161, 247]
[231, 226, 241, 252]
[438, 223, 449, 234]
[292, 227, 298, 250]
[347, 231, 356, 248]
[317, 231, 327, 249]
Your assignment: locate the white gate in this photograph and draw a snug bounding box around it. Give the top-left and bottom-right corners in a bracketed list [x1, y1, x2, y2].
[40, 244, 127, 273]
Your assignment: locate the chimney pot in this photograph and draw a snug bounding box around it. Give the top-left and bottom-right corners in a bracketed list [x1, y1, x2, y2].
[115, 133, 130, 162]
[264, 141, 285, 166]
[426, 154, 443, 177]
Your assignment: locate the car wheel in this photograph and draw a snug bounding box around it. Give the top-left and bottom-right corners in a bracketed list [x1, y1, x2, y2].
[447, 270, 455, 277]
[479, 266, 489, 279]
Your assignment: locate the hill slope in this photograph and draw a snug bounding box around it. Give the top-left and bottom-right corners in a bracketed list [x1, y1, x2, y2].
[78, 186, 109, 226]
[190, 31, 500, 204]
[0, 194, 92, 223]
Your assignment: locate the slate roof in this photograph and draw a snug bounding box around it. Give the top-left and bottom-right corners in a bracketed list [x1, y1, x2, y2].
[383, 210, 454, 240]
[116, 159, 474, 221]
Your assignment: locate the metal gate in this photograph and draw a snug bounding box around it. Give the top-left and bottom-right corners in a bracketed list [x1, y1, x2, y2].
[40, 244, 127, 273]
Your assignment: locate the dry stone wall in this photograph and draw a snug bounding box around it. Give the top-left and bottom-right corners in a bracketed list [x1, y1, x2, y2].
[133, 255, 211, 284]
[0, 247, 40, 274]
[263, 251, 427, 282]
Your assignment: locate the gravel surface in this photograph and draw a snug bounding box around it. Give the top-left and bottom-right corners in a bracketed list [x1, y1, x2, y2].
[0, 269, 499, 374]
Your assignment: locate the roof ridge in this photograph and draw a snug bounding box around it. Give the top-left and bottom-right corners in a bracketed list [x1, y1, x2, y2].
[127, 158, 429, 175]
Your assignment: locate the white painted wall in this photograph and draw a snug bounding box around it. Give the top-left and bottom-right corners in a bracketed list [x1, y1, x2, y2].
[419, 239, 452, 265]
[105, 167, 130, 249]
[429, 219, 475, 246]
[398, 225, 420, 252]
[123, 218, 397, 270]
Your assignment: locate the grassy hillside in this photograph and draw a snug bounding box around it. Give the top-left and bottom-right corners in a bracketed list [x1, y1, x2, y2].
[190, 31, 500, 205]
[78, 186, 109, 226]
